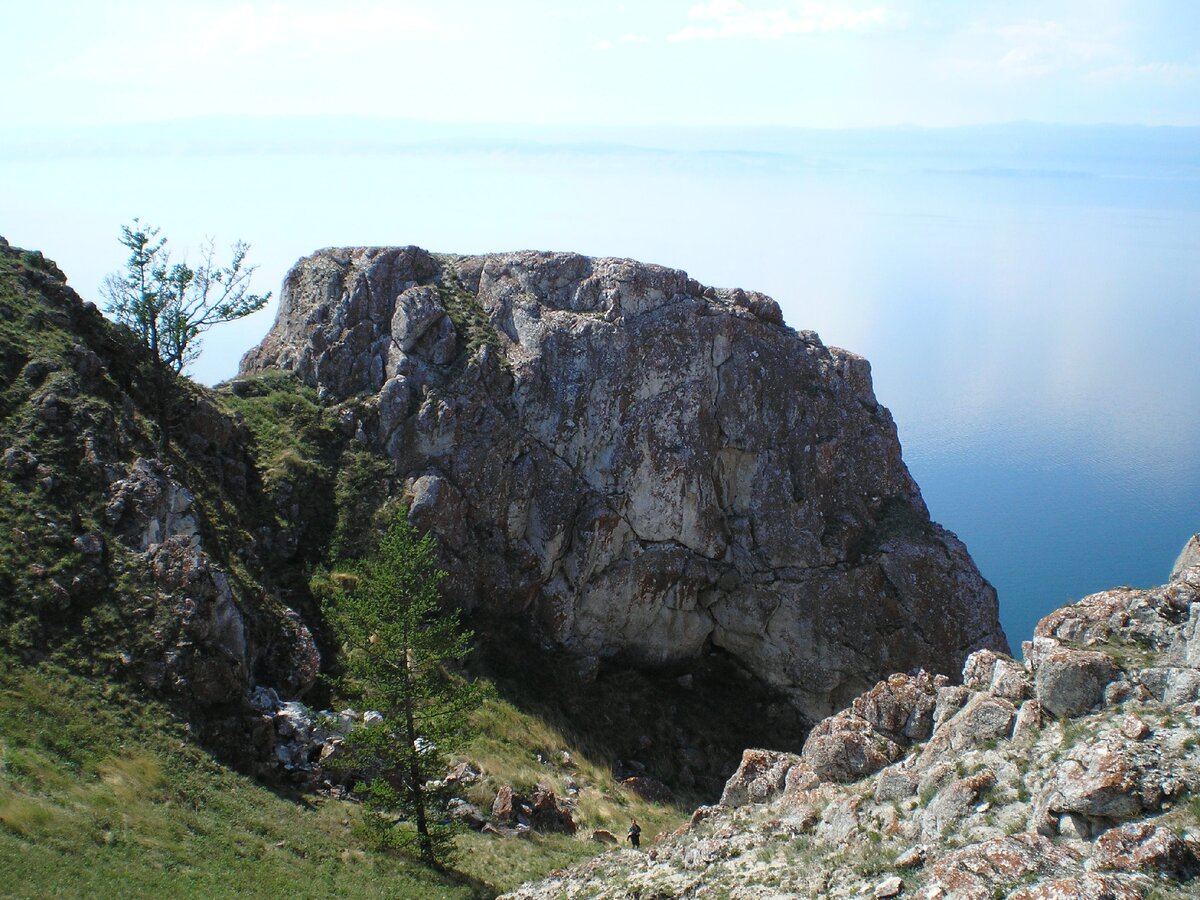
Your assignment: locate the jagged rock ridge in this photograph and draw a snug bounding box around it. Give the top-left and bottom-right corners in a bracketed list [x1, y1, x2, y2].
[502, 535, 1200, 899]
[242, 245, 1007, 716]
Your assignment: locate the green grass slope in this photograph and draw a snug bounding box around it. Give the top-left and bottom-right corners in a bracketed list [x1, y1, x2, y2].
[0, 649, 698, 898]
[0, 652, 485, 899]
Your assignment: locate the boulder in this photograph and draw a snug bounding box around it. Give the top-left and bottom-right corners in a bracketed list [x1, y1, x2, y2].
[1033, 648, 1121, 719]
[1138, 666, 1200, 703]
[1119, 715, 1150, 741]
[874, 763, 919, 802]
[932, 684, 971, 728]
[1036, 740, 1150, 823]
[915, 834, 1081, 900]
[873, 875, 903, 898]
[1011, 699, 1043, 745]
[1092, 821, 1200, 879]
[850, 671, 941, 742]
[894, 845, 926, 869]
[491, 784, 575, 834]
[801, 671, 948, 784]
[719, 749, 808, 806]
[528, 785, 576, 834]
[444, 760, 482, 787]
[1, 446, 38, 476]
[1004, 876, 1142, 900]
[949, 692, 1017, 747]
[921, 692, 1016, 760]
[491, 785, 515, 822]
[921, 769, 995, 841]
[447, 799, 486, 830]
[816, 796, 863, 846]
[962, 648, 1030, 701]
[621, 776, 673, 803]
[802, 713, 902, 783]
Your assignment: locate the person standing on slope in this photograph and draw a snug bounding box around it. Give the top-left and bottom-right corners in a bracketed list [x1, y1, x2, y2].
[627, 820, 641, 849]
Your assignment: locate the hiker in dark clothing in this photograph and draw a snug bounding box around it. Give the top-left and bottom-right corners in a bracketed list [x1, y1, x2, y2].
[627, 820, 641, 849]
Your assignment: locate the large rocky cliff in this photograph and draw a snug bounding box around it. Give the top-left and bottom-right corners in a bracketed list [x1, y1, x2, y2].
[242, 245, 1008, 717]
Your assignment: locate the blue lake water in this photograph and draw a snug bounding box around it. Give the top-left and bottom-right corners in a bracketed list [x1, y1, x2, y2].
[3, 121, 1198, 648]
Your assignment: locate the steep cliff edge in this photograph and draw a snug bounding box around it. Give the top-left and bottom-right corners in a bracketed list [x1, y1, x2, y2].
[503, 536, 1200, 899]
[242, 245, 1008, 717]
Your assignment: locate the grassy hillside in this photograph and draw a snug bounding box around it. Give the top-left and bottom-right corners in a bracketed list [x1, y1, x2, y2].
[0, 650, 697, 897]
[0, 652, 482, 898]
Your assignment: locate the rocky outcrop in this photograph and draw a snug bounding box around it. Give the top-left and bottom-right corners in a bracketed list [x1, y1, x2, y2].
[490, 783, 578, 835]
[242, 246, 1007, 716]
[1173, 534, 1200, 582]
[501, 535, 1200, 899]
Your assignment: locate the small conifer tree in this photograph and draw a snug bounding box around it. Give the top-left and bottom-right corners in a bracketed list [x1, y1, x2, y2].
[321, 513, 485, 867]
[101, 219, 270, 448]
[102, 219, 270, 375]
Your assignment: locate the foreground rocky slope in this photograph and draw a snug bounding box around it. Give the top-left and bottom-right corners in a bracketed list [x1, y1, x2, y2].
[242, 246, 1007, 717]
[503, 537, 1200, 899]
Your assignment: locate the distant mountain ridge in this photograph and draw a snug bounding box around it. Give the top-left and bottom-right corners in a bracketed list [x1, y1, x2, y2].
[6, 120, 1199, 180]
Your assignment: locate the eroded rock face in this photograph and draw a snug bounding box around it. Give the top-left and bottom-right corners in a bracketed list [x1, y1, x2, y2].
[719, 749, 812, 806]
[104, 457, 320, 705]
[1172, 534, 1200, 582]
[243, 246, 1007, 715]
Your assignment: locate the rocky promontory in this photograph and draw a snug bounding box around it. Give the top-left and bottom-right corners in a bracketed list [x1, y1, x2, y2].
[242, 245, 1008, 717]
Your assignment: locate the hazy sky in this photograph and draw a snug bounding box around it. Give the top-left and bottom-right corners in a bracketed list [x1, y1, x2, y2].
[4, 1, 1198, 129]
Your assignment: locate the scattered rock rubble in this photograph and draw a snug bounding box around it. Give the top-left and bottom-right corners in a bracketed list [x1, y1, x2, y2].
[247, 686, 582, 834]
[246, 685, 380, 787]
[500, 534, 1200, 899]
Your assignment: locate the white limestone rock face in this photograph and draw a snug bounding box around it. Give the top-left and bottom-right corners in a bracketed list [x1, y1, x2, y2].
[243, 246, 1008, 717]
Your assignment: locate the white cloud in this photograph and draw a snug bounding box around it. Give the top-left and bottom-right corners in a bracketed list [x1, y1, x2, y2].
[47, 2, 441, 84]
[944, 17, 1126, 81]
[668, 0, 889, 42]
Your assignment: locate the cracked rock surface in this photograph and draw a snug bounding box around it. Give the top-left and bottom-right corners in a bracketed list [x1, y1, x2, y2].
[243, 246, 1007, 716]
